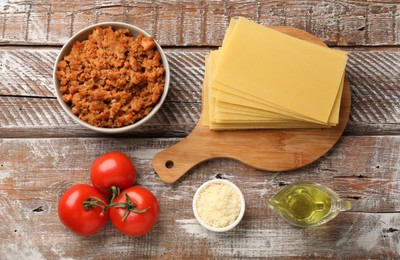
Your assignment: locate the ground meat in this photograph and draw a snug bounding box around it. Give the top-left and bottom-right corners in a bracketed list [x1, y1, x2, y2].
[56, 26, 165, 128]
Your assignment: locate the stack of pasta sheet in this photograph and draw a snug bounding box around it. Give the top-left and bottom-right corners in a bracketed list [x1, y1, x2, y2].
[202, 17, 348, 130]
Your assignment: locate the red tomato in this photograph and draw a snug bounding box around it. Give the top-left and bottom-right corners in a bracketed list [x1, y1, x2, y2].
[90, 152, 136, 194]
[109, 186, 159, 236]
[58, 184, 109, 236]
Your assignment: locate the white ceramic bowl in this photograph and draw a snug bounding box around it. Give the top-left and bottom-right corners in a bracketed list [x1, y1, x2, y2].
[53, 22, 170, 134]
[193, 179, 245, 232]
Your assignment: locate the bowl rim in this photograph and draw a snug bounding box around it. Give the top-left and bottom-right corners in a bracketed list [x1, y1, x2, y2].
[192, 179, 245, 232]
[53, 21, 170, 134]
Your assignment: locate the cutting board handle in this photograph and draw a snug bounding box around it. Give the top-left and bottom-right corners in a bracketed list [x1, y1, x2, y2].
[152, 137, 212, 183]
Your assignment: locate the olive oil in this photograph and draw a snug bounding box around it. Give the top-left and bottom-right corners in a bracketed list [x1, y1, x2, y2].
[269, 183, 351, 227]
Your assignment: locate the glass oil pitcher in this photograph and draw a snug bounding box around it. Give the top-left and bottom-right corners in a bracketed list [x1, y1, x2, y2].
[268, 183, 351, 227]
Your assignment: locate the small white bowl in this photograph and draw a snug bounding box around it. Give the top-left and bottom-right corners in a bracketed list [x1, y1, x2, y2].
[193, 179, 245, 232]
[53, 22, 170, 134]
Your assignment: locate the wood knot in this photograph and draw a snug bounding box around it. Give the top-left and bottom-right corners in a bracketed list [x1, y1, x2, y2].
[215, 173, 226, 179]
[32, 206, 44, 212]
[278, 181, 289, 187]
[384, 228, 399, 233]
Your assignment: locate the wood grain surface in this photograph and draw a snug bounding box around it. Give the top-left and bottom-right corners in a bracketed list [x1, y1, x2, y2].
[0, 0, 399, 259]
[0, 48, 399, 137]
[1, 0, 400, 47]
[0, 137, 399, 258]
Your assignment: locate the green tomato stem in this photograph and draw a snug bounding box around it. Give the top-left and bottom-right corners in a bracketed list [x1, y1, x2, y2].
[82, 196, 108, 217]
[108, 192, 150, 222]
[109, 186, 120, 203]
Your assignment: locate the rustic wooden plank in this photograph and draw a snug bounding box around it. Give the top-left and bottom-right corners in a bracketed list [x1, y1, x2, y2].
[0, 48, 55, 97]
[1, 95, 399, 138]
[0, 47, 399, 137]
[0, 48, 205, 137]
[0, 96, 200, 138]
[345, 49, 400, 135]
[2, 0, 400, 46]
[0, 137, 398, 258]
[0, 48, 206, 99]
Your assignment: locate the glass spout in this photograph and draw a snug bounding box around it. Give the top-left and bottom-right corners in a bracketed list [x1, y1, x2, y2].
[338, 199, 352, 211]
[268, 196, 284, 212]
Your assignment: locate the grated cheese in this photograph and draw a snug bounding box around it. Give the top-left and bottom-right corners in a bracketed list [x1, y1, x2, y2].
[196, 182, 241, 228]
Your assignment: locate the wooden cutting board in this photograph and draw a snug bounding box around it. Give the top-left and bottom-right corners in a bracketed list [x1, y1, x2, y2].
[152, 26, 351, 184]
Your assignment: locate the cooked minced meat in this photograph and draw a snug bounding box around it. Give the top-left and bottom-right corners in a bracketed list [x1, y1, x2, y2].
[56, 26, 165, 128]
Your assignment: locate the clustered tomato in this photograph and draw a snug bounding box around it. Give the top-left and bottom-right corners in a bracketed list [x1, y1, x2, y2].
[110, 186, 160, 236]
[90, 152, 136, 195]
[58, 152, 159, 237]
[58, 184, 109, 236]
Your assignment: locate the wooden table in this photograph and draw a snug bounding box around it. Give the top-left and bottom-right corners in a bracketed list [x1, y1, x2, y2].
[1, 1, 399, 259]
